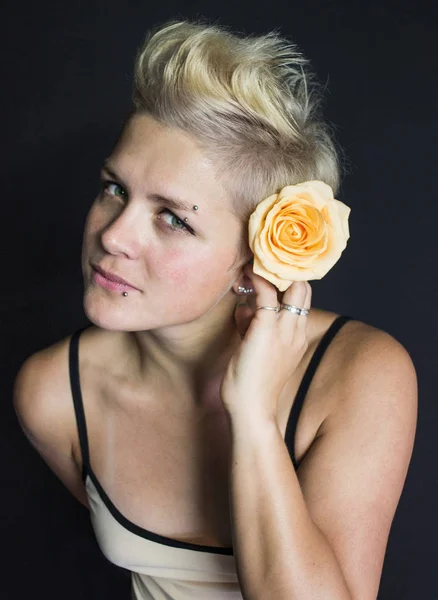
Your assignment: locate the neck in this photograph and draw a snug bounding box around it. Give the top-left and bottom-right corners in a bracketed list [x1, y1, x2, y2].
[128, 292, 242, 408]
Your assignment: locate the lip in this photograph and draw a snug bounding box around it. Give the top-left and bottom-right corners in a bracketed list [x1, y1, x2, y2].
[91, 264, 139, 291]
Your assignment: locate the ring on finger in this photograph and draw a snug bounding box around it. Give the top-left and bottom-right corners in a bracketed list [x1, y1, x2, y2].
[280, 304, 310, 317]
[256, 305, 280, 313]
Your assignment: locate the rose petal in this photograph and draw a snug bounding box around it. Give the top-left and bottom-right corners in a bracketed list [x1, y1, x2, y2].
[248, 181, 350, 290]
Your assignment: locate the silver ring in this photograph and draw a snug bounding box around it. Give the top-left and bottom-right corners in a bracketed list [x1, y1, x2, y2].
[256, 305, 280, 313]
[280, 304, 310, 317]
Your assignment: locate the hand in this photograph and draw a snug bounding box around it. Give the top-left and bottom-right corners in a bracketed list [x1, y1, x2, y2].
[220, 263, 312, 423]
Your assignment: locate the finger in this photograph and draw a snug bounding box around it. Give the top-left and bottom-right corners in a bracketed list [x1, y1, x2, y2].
[243, 263, 279, 319]
[295, 281, 312, 334]
[278, 280, 310, 337]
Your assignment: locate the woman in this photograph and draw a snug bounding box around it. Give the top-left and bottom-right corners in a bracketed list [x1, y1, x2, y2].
[13, 18, 417, 600]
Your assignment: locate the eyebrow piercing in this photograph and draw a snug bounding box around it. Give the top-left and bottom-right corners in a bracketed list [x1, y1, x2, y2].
[183, 217, 189, 222]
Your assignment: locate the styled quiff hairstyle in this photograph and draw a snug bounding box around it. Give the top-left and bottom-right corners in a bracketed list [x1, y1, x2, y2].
[130, 18, 341, 262]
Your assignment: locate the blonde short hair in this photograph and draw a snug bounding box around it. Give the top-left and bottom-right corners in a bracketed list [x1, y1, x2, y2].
[130, 18, 342, 260]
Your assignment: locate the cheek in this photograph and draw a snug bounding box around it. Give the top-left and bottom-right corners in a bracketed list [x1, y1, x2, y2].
[158, 246, 233, 292]
[158, 247, 205, 288]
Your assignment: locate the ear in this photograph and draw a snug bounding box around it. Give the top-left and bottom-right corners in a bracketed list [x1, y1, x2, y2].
[231, 257, 255, 295]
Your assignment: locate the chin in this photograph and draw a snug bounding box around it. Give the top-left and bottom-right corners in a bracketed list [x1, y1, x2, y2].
[81, 289, 165, 332]
[82, 288, 132, 331]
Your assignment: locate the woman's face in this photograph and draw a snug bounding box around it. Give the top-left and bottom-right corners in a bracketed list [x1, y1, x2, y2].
[81, 113, 246, 332]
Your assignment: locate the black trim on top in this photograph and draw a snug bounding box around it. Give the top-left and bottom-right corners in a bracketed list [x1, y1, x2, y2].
[69, 325, 92, 484]
[86, 465, 234, 555]
[284, 315, 352, 470]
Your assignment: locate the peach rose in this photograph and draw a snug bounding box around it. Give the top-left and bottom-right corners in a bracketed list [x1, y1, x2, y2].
[248, 181, 351, 291]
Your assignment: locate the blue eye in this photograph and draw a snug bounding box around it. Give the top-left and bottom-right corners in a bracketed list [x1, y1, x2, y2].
[158, 209, 193, 234]
[100, 180, 126, 198]
[99, 179, 195, 236]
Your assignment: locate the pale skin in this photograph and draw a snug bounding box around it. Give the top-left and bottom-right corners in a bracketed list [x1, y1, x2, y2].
[13, 113, 418, 599]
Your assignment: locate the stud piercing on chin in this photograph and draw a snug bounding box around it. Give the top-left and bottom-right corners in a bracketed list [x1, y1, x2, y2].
[123, 292, 128, 297]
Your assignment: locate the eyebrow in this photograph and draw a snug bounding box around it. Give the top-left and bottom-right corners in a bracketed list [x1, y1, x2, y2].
[101, 162, 195, 214]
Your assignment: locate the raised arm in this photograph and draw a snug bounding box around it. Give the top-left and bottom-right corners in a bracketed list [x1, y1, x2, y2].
[228, 327, 417, 600]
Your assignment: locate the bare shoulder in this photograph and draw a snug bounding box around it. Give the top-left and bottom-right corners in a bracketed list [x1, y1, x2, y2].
[12, 326, 106, 508]
[312, 309, 417, 388]
[327, 315, 418, 406]
[13, 331, 78, 444]
[311, 311, 419, 455]
[12, 323, 116, 451]
[304, 309, 418, 440]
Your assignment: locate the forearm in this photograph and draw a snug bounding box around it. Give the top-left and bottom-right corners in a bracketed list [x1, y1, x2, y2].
[228, 416, 352, 600]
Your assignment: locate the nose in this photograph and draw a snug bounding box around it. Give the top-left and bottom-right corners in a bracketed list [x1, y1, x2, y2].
[100, 204, 146, 258]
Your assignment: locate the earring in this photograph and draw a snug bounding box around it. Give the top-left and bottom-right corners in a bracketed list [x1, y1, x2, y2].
[238, 286, 254, 294]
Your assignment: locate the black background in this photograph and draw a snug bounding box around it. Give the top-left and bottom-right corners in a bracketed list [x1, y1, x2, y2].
[2, 1, 437, 598]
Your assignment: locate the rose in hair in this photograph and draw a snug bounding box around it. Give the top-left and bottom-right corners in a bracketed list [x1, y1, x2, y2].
[248, 181, 351, 291]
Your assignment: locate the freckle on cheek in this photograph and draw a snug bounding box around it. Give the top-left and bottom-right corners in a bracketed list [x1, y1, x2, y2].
[167, 267, 189, 286]
[160, 258, 191, 286]
[160, 250, 202, 288]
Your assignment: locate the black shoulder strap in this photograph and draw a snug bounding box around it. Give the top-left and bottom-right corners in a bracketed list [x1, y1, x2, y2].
[285, 315, 352, 469]
[68, 326, 91, 483]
